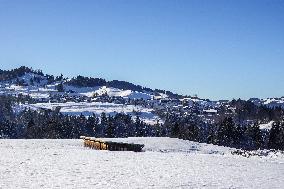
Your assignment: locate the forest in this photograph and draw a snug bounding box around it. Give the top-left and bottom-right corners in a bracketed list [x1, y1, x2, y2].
[0, 95, 283, 151]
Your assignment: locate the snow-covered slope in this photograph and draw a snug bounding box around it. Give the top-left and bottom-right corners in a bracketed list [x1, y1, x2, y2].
[19, 102, 161, 125]
[1, 73, 163, 124]
[17, 72, 48, 86]
[0, 72, 155, 100]
[263, 98, 284, 109]
[102, 137, 232, 154]
[259, 121, 275, 131]
[250, 97, 284, 109]
[0, 73, 58, 99]
[66, 85, 153, 100]
[1, 79, 153, 100]
[0, 138, 283, 189]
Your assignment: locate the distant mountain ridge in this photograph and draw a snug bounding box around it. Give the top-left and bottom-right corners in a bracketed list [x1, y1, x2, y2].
[0, 66, 44, 81]
[0, 66, 182, 99]
[1, 66, 284, 109]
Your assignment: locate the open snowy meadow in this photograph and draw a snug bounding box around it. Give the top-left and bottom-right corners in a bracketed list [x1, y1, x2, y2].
[0, 138, 283, 189]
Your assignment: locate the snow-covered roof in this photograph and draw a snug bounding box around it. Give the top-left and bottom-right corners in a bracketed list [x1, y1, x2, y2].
[259, 121, 274, 131]
[203, 109, 218, 113]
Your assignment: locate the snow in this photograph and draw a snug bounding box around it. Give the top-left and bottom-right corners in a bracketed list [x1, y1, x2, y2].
[2, 84, 53, 99]
[0, 75, 56, 99]
[1, 74, 154, 101]
[68, 86, 153, 100]
[259, 121, 275, 131]
[19, 102, 161, 125]
[101, 137, 232, 155]
[0, 138, 283, 189]
[258, 98, 284, 109]
[203, 109, 218, 113]
[64, 85, 101, 94]
[28, 92, 50, 99]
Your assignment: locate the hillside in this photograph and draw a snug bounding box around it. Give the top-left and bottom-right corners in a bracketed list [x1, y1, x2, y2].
[1, 66, 284, 151]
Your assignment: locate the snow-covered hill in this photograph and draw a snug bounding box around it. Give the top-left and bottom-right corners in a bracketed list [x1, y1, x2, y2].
[1, 72, 164, 124]
[0, 72, 65, 100]
[79, 86, 152, 100]
[18, 102, 161, 125]
[250, 97, 284, 109]
[2, 68, 284, 129]
[0, 73, 154, 100]
[0, 138, 283, 188]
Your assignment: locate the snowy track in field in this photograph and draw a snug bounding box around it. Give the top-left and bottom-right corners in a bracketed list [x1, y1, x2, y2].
[0, 138, 283, 189]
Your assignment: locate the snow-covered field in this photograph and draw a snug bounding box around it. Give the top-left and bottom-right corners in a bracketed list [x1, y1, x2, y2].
[18, 102, 161, 125]
[0, 138, 283, 189]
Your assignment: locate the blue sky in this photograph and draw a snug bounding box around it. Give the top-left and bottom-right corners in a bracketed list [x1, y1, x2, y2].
[0, 0, 284, 100]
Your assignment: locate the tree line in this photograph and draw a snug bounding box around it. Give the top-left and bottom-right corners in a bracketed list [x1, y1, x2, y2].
[164, 113, 284, 151]
[0, 95, 163, 139]
[0, 95, 283, 151]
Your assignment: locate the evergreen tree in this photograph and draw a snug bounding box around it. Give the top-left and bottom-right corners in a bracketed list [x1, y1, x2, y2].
[87, 114, 99, 137]
[268, 122, 284, 150]
[105, 115, 115, 138]
[56, 82, 64, 92]
[134, 116, 143, 137]
[216, 117, 237, 146]
[99, 112, 108, 137]
[26, 119, 37, 138]
[248, 124, 263, 149]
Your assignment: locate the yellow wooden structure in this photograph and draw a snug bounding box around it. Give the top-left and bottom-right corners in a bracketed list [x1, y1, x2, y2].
[80, 136, 144, 152]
